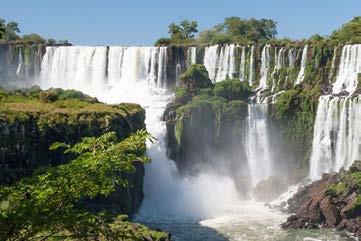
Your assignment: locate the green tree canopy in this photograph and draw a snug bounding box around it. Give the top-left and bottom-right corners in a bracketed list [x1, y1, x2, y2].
[331, 16, 361, 44]
[168, 19, 198, 40]
[0, 130, 158, 240]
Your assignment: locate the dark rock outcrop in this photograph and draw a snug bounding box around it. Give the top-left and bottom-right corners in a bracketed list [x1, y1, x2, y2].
[252, 176, 287, 202]
[282, 161, 361, 238]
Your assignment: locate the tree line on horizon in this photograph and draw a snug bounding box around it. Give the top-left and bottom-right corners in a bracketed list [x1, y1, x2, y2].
[0, 17, 68, 45]
[155, 16, 361, 46]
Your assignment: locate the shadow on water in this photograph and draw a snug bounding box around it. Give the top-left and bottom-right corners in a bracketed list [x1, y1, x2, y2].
[138, 218, 230, 241]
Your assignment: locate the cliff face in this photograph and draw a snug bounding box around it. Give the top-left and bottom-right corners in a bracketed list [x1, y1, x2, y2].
[0, 91, 146, 217]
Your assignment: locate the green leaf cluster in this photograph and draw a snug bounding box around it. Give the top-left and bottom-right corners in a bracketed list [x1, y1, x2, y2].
[0, 130, 160, 240]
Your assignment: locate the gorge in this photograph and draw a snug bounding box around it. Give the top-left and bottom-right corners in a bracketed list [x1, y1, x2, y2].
[1, 40, 361, 240]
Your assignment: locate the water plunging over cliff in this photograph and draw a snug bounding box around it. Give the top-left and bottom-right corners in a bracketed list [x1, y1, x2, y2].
[294, 45, 308, 85]
[258, 45, 271, 90]
[309, 44, 361, 180]
[309, 95, 361, 180]
[245, 104, 273, 187]
[332, 45, 361, 94]
[204, 44, 237, 83]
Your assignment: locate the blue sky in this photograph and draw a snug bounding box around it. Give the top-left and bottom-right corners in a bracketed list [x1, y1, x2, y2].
[1, 0, 360, 46]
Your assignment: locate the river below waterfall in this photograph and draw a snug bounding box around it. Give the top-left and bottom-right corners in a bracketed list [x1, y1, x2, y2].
[136, 202, 348, 241]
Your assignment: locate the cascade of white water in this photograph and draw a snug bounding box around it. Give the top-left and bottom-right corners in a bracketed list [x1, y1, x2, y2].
[332, 45, 361, 94]
[309, 95, 361, 180]
[239, 47, 246, 82]
[294, 45, 308, 85]
[271, 47, 285, 92]
[258, 45, 271, 90]
[203, 45, 219, 82]
[204, 44, 237, 83]
[310, 44, 361, 180]
[40, 46, 168, 94]
[16, 48, 23, 77]
[288, 48, 296, 68]
[249, 46, 255, 87]
[245, 104, 273, 187]
[188, 47, 197, 65]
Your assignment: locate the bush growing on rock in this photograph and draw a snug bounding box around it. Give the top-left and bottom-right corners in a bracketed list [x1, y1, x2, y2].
[179, 64, 213, 91]
[213, 79, 251, 101]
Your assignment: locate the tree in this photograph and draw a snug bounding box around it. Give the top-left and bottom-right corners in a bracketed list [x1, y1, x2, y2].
[154, 37, 172, 46]
[223, 17, 277, 42]
[22, 33, 45, 43]
[0, 23, 4, 39]
[168, 19, 198, 40]
[4, 21, 20, 40]
[0, 131, 156, 240]
[331, 16, 361, 43]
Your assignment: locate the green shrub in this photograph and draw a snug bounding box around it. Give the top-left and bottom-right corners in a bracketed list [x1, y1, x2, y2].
[154, 37, 172, 46]
[213, 79, 251, 101]
[179, 64, 213, 91]
[39, 90, 59, 103]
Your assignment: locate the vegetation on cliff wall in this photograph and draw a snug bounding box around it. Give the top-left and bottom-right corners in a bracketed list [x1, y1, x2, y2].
[0, 87, 145, 184]
[164, 65, 251, 185]
[0, 131, 169, 241]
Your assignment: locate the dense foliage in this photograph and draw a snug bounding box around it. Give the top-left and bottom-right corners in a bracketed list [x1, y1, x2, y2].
[155, 19, 198, 46]
[0, 130, 169, 240]
[198, 17, 277, 45]
[331, 16, 361, 44]
[179, 64, 213, 91]
[0, 17, 68, 44]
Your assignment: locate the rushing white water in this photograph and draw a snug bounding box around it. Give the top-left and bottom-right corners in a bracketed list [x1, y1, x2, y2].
[309, 95, 361, 180]
[258, 45, 271, 90]
[245, 104, 273, 187]
[310, 44, 361, 180]
[40, 46, 168, 93]
[294, 45, 308, 85]
[271, 47, 285, 92]
[203, 44, 237, 83]
[288, 48, 296, 68]
[332, 44, 361, 94]
[188, 47, 197, 65]
[239, 47, 246, 82]
[249, 46, 255, 87]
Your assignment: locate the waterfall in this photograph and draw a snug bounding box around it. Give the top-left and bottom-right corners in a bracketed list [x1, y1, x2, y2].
[258, 45, 271, 90]
[16, 48, 23, 77]
[288, 48, 296, 68]
[40, 46, 168, 95]
[203, 44, 237, 83]
[309, 95, 361, 180]
[245, 104, 273, 187]
[249, 46, 255, 86]
[239, 47, 246, 82]
[38, 45, 242, 219]
[294, 45, 308, 85]
[332, 45, 361, 94]
[310, 44, 361, 179]
[188, 47, 197, 65]
[271, 47, 285, 92]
